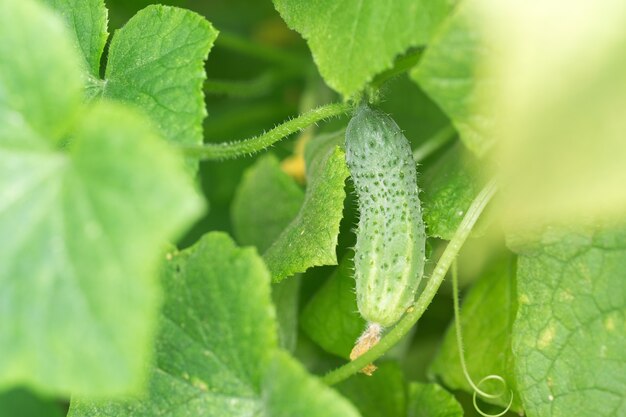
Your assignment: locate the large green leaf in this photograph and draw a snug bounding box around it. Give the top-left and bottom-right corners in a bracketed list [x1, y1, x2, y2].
[44, 0, 108, 77]
[41, 2, 217, 173]
[69, 233, 361, 417]
[509, 224, 626, 417]
[429, 255, 522, 412]
[411, 1, 494, 156]
[407, 383, 463, 417]
[0, 0, 203, 396]
[104, 5, 217, 172]
[273, 0, 454, 97]
[301, 256, 365, 359]
[263, 133, 349, 282]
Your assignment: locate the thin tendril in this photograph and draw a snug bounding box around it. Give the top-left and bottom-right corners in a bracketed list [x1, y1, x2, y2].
[452, 260, 514, 417]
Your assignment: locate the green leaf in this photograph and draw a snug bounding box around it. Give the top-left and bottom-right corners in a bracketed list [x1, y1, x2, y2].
[232, 154, 304, 252]
[429, 255, 522, 412]
[264, 351, 361, 417]
[509, 224, 626, 417]
[0, 388, 64, 417]
[336, 362, 407, 417]
[103, 5, 218, 172]
[301, 256, 366, 359]
[43, 0, 108, 78]
[0, 0, 203, 395]
[420, 142, 486, 240]
[69, 233, 361, 417]
[273, 0, 454, 97]
[231, 154, 306, 352]
[0, 0, 83, 144]
[411, 1, 494, 156]
[263, 134, 349, 282]
[407, 382, 463, 417]
[0, 102, 203, 396]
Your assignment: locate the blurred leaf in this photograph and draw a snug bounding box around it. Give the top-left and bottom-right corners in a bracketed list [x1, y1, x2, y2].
[337, 362, 407, 417]
[273, 0, 454, 97]
[263, 134, 349, 282]
[69, 233, 360, 417]
[44, 0, 108, 77]
[430, 255, 522, 412]
[301, 257, 365, 359]
[0, 388, 64, 417]
[0, 0, 203, 396]
[481, 0, 626, 225]
[411, 1, 494, 156]
[420, 142, 486, 239]
[103, 5, 217, 173]
[407, 383, 463, 417]
[0, 0, 83, 144]
[509, 223, 626, 417]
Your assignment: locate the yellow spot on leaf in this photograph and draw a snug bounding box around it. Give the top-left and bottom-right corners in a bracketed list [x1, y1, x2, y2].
[537, 323, 556, 350]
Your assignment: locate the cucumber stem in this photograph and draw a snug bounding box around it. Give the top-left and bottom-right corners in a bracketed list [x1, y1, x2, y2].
[321, 178, 498, 386]
[180, 102, 353, 160]
[349, 322, 383, 375]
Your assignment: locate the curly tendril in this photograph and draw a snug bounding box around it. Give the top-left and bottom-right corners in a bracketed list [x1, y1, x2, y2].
[452, 261, 513, 417]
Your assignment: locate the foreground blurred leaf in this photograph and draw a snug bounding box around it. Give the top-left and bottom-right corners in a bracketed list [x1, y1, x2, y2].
[509, 224, 626, 417]
[0, 0, 203, 396]
[263, 132, 349, 281]
[273, 0, 453, 97]
[69, 233, 361, 417]
[430, 255, 522, 412]
[482, 0, 626, 225]
[407, 383, 463, 417]
[411, 1, 494, 156]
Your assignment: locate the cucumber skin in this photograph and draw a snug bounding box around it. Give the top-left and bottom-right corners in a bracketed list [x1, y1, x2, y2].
[345, 106, 426, 327]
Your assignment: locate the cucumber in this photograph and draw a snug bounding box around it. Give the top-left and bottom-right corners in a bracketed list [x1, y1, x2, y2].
[345, 105, 426, 328]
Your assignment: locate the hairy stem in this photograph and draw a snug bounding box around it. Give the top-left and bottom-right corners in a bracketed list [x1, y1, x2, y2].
[321, 178, 498, 386]
[182, 102, 353, 160]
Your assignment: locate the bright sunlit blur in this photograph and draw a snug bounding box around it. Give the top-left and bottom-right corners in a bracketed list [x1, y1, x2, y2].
[477, 0, 626, 231]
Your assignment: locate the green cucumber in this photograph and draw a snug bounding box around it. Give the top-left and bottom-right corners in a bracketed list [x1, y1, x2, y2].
[345, 105, 426, 328]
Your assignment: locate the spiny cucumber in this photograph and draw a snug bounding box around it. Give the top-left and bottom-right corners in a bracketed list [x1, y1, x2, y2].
[345, 105, 426, 329]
